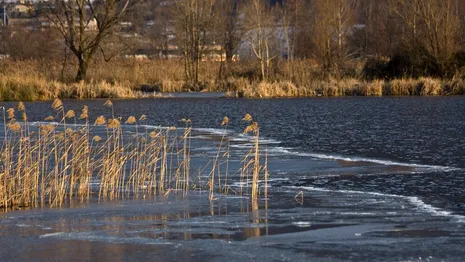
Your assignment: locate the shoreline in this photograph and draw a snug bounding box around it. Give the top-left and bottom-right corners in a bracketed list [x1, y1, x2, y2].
[0, 77, 464, 102]
[1, 59, 464, 101]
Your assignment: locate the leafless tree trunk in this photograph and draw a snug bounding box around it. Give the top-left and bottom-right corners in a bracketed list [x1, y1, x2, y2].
[44, 0, 133, 82]
[280, 0, 304, 80]
[216, 0, 241, 63]
[281, 0, 304, 61]
[312, 0, 357, 77]
[389, 0, 421, 46]
[212, 0, 242, 79]
[174, 0, 214, 85]
[417, 0, 459, 61]
[244, 0, 277, 81]
[390, 0, 459, 69]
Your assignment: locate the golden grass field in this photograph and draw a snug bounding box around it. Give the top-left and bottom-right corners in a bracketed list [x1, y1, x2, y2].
[0, 59, 464, 101]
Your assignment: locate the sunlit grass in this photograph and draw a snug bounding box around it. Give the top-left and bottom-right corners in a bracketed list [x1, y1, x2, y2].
[0, 100, 269, 212]
[0, 59, 463, 100]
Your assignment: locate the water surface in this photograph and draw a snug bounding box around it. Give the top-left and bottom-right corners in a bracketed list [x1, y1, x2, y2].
[0, 97, 464, 261]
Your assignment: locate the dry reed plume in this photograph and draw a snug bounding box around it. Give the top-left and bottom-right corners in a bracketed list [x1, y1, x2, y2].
[0, 100, 270, 212]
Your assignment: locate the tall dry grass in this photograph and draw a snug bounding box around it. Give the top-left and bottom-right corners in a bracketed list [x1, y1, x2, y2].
[0, 100, 269, 212]
[0, 59, 463, 100]
[0, 74, 138, 101]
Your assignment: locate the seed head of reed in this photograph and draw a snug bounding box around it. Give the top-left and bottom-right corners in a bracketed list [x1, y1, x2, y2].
[65, 128, 74, 135]
[40, 125, 55, 133]
[93, 135, 102, 142]
[17, 102, 25, 111]
[150, 131, 159, 138]
[1, 151, 8, 159]
[141, 137, 147, 143]
[180, 118, 191, 123]
[52, 99, 63, 111]
[94, 116, 106, 125]
[6, 108, 14, 119]
[125, 116, 136, 124]
[243, 122, 259, 134]
[221, 116, 229, 126]
[65, 110, 75, 119]
[7, 120, 21, 132]
[107, 118, 121, 129]
[44, 116, 55, 121]
[80, 106, 88, 119]
[104, 100, 113, 107]
[21, 112, 27, 122]
[242, 113, 253, 122]
[168, 126, 176, 131]
[139, 115, 147, 121]
[79, 112, 88, 119]
[57, 132, 65, 141]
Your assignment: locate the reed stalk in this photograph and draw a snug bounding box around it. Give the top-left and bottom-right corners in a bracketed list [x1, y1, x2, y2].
[0, 101, 271, 212]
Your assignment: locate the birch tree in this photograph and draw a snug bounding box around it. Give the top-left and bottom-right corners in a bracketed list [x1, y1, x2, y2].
[312, 0, 357, 76]
[244, 0, 277, 81]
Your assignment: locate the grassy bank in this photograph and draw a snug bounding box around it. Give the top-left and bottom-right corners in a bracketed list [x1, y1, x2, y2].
[0, 59, 464, 101]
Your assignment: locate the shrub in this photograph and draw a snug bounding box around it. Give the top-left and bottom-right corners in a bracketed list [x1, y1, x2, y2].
[385, 46, 441, 79]
[363, 57, 389, 80]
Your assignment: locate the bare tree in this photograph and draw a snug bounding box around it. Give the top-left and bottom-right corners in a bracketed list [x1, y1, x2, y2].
[210, 0, 243, 79]
[244, 0, 277, 81]
[44, 0, 134, 81]
[279, 0, 305, 80]
[280, 0, 304, 61]
[312, 0, 357, 76]
[293, 2, 314, 58]
[174, 0, 214, 84]
[346, 0, 396, 58]
[6, 26, 63, 59]
[214, 0, 241, 63]
[126, 0, 173, 59]
[417, 0, 459, 62]
[390, 0, 459, 68]
[388, 0, 422, 46]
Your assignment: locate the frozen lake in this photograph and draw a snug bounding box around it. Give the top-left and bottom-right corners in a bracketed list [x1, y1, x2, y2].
[0, 97, 464, 261]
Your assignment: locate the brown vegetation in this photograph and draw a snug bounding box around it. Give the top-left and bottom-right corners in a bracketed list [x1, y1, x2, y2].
[0, 100, 269, 212]
[0, 59, 464, 101]
[2, 0, 465, 98]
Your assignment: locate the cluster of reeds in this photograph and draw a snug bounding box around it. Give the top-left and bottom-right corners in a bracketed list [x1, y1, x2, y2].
[0, 75, 140, 101]
[239, 114, 268, 201]
[0, 100, 269, 212]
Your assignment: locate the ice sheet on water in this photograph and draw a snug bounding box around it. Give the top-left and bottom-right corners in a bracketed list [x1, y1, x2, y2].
[289, 185, 465, 223]
[40, 231, 174, 245]
[291, 221, 312, 227]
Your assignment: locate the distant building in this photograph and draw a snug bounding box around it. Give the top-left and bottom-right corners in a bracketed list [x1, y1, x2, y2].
[12, 4, 29, 13]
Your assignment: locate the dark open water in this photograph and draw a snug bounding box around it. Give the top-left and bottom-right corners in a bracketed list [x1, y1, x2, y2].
[0, 97, 464, 261]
